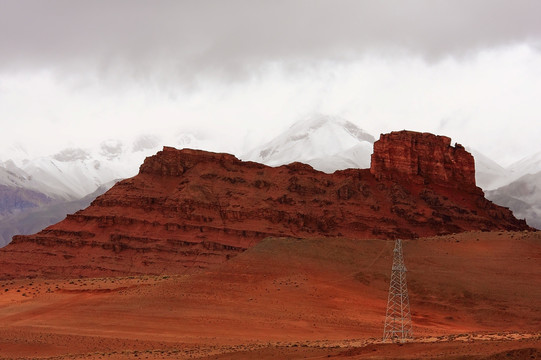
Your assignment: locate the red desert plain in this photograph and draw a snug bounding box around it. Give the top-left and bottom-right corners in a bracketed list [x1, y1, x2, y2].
[0, 231, 540, 359]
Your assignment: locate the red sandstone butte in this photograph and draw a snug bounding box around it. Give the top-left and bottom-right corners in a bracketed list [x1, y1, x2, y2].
[0, 131, 530, 279]
[371, 131, 476, 187]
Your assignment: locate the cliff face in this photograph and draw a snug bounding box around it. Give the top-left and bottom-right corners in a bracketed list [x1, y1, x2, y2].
[371, 131, 476, 189]
[0, 134, 531, 279]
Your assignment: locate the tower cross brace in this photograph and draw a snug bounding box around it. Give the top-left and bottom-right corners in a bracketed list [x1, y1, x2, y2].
[383, 239, 413, 343]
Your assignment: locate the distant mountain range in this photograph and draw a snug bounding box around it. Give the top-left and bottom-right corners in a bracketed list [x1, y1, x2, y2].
[1, 115, 540, 246]
[0, 182, 116, 246]
[485, 172, 541, 229]
[2, 135, 529, 279]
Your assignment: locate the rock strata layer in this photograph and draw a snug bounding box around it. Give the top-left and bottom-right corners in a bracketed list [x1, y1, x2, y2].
[0, 132, 530, 279]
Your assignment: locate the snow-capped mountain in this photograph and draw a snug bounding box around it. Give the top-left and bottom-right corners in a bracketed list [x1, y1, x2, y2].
[0, 131, 214, 246]
[242, 115, 375, 172]
[0, 180, 117, 247]
[474, 150, 541, 229]
[1, 142, 149, 201]
[507, 151, 541, 180]
[0, 142, 143, 246]
[486, 171, 541, 229]
[468, 148, 512, 191]
[471, 149, 541, 192]
[0, 132, 215, 201]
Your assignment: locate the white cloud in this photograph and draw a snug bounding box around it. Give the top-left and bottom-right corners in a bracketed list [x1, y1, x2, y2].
[1, 1, 541, 167]
[1, 43, 540, 166]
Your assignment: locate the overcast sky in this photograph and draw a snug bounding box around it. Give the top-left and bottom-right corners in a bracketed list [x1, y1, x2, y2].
[1, 0, 540, 165]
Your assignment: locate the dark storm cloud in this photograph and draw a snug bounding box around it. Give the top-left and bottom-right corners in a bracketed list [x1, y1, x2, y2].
[1, 0, 541, 79]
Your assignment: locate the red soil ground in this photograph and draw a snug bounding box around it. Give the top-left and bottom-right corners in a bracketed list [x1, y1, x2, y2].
[0, 230, 539, 359]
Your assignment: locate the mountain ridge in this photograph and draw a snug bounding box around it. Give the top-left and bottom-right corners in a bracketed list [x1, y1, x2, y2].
[0, 131, 530, 279]
[1, 116, 540, 246]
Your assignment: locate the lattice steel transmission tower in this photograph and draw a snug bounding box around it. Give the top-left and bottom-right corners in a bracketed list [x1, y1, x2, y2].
[382, 239, 413, 343]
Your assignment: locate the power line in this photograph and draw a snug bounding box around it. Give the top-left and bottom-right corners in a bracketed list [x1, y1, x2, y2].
[383, 239, 413, 343]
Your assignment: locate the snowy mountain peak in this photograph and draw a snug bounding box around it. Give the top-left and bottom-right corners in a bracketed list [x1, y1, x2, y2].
[467, 147, 512, 190]
[243, 115, 375, 172]
[285, 115, 375, 144]
[0, 130, 219, 201]
[508, 150, 541, 178]
[469, 147, 541, 191]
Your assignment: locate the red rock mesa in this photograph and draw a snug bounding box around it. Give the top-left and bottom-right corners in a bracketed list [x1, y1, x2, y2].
[0, 131, 529, 278]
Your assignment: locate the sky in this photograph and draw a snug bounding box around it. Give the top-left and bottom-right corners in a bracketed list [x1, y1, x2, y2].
[1, 0, 541, 166]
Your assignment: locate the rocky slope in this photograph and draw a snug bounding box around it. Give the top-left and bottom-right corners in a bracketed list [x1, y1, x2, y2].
[0, 131, 530, 279]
